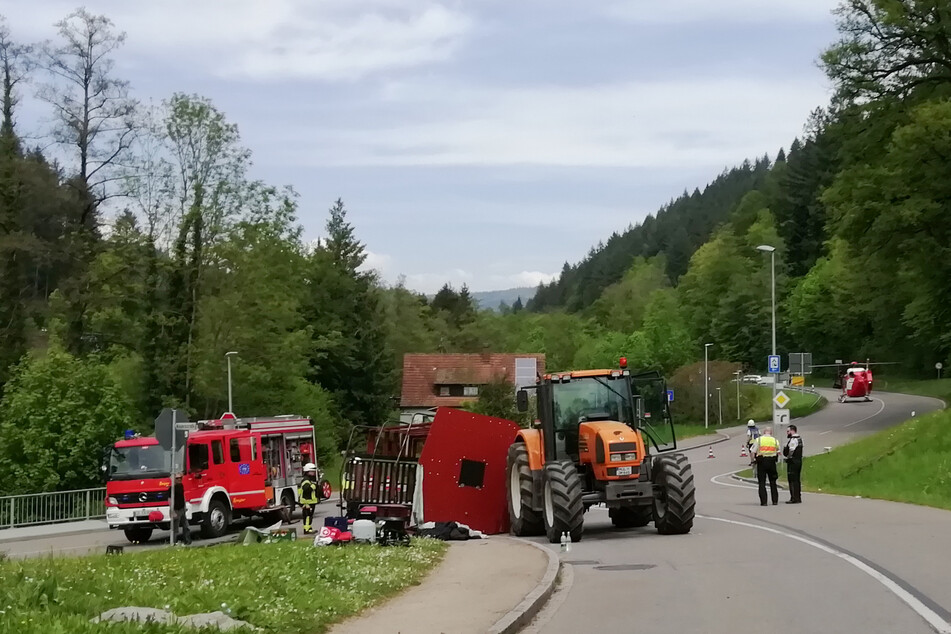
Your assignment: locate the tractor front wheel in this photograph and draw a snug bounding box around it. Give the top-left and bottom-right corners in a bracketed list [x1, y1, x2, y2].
[506, 444, 543, 536]
[652, 454, 696, 535]
[542, 460, 584, 543]
[610, 506, 653, 528]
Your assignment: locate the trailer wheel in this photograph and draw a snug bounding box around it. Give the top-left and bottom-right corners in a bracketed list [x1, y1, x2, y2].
[610, 506, 653, 528]
[542, 460, 584, 543]
[506, 444, 543, 536]
[318, 479, 333, 501]
[201, 498, 231, 538]
[123, 527, 153, 543]
[652, 454, 696, 535]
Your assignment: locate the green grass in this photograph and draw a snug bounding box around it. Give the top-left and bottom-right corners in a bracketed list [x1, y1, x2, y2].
[673, 424, 719, 440]
[876, 377, 951, 405]
[0, 538, 447, 634]
[747, 386, 827, 421]
[738, 408, 951, 511]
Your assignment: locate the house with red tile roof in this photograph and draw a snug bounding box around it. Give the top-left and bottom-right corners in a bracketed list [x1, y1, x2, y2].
[399, 353, 546, 421]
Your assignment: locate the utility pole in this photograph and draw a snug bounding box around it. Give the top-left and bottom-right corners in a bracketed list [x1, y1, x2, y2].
[226, 351, 238, 413]
[733, 370, 742, 420]
[704, 343, 713, 429]
[716, 387, 722, 425]
[757, 245, 781, 448]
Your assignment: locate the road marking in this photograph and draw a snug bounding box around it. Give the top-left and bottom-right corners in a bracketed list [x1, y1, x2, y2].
[844, 397, 886, 427]
[819, 430, 833, 435]
[698, 514, 951, 634]
[710, 470, 756, 489]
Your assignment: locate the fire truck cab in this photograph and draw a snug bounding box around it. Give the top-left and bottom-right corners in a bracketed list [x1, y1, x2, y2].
[105, 414, 329, 543]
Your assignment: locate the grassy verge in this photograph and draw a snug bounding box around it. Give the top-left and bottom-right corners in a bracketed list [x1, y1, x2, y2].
[875, 377, 951, 405]
[0, 538, 447, 634]
[673, 424, 719, 440]
[737, 408, 951, 511]
[746, 386, 827, 422]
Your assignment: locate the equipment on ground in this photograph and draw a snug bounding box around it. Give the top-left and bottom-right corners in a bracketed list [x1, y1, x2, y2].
[507, 359, 696, 543]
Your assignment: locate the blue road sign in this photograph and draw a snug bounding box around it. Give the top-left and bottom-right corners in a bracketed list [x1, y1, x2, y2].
[768, 355, 781, 373]
[667, 389, 674, 402]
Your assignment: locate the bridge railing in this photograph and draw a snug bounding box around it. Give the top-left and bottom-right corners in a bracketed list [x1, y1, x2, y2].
[0, 487, 107, 529]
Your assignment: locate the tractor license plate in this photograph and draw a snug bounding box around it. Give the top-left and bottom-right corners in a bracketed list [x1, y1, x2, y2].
[615, 466, 632, 477]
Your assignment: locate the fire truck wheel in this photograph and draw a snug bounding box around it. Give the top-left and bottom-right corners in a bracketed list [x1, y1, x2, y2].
[318, 479, 333, 501]
[201, 498, 231, 538]
[506, 443, 543, 536]
[281, 490, 296, 515]
[609, 506, 653, 528]
[123, 527, 153, 543]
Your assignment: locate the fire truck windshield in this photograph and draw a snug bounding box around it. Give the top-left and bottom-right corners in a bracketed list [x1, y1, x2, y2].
[108, 445, 172, 479]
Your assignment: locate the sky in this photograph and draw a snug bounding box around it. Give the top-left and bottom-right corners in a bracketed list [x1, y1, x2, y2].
[2, 0, 839, 293]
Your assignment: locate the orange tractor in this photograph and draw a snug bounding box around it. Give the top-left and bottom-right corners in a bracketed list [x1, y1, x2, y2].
[508, 359, 695, 542]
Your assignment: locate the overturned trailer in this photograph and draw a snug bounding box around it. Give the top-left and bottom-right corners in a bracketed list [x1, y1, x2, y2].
[341, 408, 519, 534]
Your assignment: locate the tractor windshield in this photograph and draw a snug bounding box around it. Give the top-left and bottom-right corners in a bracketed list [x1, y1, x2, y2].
[632, 375, 676, 452]
[552, 376, 635, 431]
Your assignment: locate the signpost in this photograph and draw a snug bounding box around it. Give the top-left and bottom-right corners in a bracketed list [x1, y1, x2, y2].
[773, 391, 790, 461]
[768, 355, 781, 374]
[937, 362, 944, 380]
[667, 389, 674, 403]
[155, 408, 190, 547]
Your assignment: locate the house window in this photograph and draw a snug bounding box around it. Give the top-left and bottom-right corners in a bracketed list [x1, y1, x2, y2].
[439, 386, 450, 397]
[463, 386, 479, 397]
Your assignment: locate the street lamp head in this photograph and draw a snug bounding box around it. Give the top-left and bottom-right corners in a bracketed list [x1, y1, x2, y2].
[705, 343, 713, 348]
[756, 244, 776, 253]
[225, 351, 238, 357]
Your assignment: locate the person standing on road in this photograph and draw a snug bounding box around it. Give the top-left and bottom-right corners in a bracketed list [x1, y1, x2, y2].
[750, 427, 780, 506]
[783, 424, 803, 504]
[171, 473, 192, 545]
[746, 419, 761, 477]
[298, 463, 320, 534]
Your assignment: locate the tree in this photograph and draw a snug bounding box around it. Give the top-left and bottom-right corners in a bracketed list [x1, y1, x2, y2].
[324, 198, 366, 272]
[0, 347, 135, 494]
[0, 15, 32, 155]
[823, 0, 951, 103]
[463, 376, 530, 427]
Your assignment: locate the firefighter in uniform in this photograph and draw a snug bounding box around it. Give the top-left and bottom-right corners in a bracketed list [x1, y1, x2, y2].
[783, 424, 803, 504]
[750, 427, 780, 506]
[298, 463, 319, 534]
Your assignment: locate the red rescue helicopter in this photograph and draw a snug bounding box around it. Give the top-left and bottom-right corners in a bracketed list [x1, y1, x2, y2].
[811, 359, 897, 403]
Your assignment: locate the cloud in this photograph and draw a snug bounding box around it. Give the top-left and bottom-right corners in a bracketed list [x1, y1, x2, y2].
[603, 0, 838, 24]
[284, 76, 831, 168]
[0, 0, 472, 81]
[399, 269, 556, 294]
[359, 250, 393, 275]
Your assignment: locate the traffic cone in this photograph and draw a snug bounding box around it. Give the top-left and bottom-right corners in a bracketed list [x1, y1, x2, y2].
[708, 446, 715, 459]
[740, 445, 748, 458]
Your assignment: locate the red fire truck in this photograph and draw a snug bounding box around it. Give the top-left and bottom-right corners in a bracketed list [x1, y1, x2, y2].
[105, 414, 332, 543]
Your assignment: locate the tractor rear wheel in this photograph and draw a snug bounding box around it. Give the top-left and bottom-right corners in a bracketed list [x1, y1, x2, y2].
[506, 444, 543, 536]
[652, 454, 696, 535]
[610, 505, 653, 528]
[542, 460, 584, 543]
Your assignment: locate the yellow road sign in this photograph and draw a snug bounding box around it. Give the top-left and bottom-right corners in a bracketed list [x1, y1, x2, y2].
[791, 375, 805, 386]
[773, 391, 791, 408]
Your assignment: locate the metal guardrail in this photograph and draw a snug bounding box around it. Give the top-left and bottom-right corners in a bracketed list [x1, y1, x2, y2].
[0, 487, 107, 529]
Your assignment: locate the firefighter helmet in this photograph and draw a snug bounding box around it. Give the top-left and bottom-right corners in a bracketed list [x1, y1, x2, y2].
[303, 462, 317, 472]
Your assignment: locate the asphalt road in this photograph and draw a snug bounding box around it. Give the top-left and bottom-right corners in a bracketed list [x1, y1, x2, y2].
[525, 387, 950, 634]
[0, 500, 345, 559]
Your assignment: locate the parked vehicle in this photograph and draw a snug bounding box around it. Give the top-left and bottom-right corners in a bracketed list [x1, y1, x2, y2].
[104, 414, 330, 543]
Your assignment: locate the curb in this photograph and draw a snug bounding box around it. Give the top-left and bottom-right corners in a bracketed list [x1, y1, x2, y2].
[679, 430, 732, 452]
[488, 538, 560, 634]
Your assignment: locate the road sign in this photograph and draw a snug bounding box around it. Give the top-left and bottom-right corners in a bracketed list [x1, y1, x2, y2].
[768, 355, 781, 373]
[937, 362, 944, 370]
[175, 422, 198, 432]
[667, 389, 674, 402]
[773, 408, 790, 426]
[773, 391, 791, 408]
[791, 375, 805, 386]
[155, 408, 190, 451]
[789, 353, 813, 375]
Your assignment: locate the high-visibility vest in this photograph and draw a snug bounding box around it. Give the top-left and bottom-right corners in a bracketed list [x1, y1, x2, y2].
[757, 436, 780, 457]
[298, 478, 319, 505]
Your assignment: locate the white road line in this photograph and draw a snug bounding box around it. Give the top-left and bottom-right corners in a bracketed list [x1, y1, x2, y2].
[844, 397, 886, 427]
[698, 514, 951, 634]
[710, 470, 756, 489]
[819, 430, 833, 435]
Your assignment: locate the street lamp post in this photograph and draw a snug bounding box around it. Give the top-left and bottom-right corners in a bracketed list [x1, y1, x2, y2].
[704, 343, 713, 429]
[716, 387, 722, 425]
[225, 351, 238, 414]
[733, 370, 742, 420]
[756, 245, 780, 442]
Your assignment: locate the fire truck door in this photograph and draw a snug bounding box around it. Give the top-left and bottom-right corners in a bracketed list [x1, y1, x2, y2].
[228, 436, 266, 509]
[185, 441, 211, 505]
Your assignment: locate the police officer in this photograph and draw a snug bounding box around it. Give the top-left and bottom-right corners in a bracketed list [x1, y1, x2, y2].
[750, 426, 780, 506]
[783, 424, 803, 504]
[298, 463, 320, 534]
